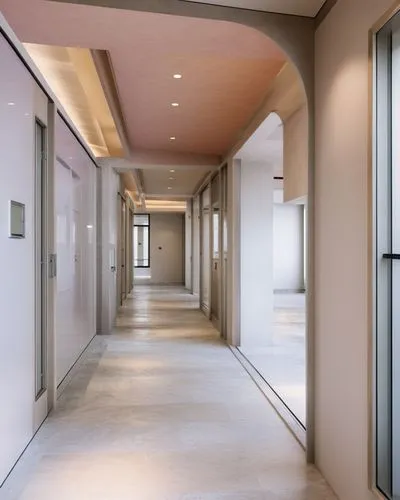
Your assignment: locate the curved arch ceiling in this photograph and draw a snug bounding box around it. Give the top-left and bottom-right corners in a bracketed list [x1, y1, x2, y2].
[0, 0, 309, 198]
[0, 0, 287, 158]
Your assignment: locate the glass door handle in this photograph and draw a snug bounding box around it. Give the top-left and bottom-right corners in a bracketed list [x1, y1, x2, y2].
[383, 253, 400, 260]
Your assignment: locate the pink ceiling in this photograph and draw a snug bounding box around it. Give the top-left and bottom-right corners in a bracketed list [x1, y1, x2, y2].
[0, 0, 286, 156]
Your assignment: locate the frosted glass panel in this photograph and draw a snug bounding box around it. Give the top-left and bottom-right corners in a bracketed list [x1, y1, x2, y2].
[213, 212, 219, 258]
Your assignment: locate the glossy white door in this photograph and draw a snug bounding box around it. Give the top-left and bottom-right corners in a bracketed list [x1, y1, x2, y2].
[55, 116, 97, 385]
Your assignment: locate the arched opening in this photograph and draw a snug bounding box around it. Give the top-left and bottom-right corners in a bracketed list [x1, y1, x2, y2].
[232, 104, 308, 430]
[0, 0, 317, 489]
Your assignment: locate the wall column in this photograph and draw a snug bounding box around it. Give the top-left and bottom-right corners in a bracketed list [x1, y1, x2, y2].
[239, 160, 274, 347]
[185, 199, 193, 291]
[99, 165, 118, 334]
[226, 158, 240, 346]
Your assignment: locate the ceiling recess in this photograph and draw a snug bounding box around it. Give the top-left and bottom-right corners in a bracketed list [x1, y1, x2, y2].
[180, 0, 326, 17]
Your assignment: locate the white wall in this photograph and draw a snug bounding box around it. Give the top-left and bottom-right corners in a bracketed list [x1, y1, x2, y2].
[315, 2, 394, 499]
[226, 159, 241, 347]
[0, 31, 49, 485]
[148, 213, 184, 284]
[55, 116, 97, 384]
[185, 201, 192, 291]
[273, 201, 304, 291]
[240, 161, 274, 347]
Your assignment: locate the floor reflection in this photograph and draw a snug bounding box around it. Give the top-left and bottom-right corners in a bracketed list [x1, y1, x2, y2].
[239, 292, 306, 426]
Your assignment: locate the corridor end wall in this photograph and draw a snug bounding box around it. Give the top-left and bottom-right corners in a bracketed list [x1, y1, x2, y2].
[145, 213, 185, 285]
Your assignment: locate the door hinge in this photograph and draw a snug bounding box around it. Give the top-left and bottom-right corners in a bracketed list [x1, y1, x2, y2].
[49, 253, 57, 278]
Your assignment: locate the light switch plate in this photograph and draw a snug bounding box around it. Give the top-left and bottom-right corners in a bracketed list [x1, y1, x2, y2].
[9, 200, 25, 239]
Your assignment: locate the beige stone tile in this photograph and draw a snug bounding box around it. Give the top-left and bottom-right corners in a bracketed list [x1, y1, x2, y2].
[0, 286, 336, 500]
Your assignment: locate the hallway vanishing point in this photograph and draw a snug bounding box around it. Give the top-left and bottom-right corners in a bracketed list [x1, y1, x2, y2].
[0, 287, 336, 500]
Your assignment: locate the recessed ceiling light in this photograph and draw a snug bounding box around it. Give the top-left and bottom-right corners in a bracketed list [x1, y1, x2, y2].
[173, 74, 182, 79]
[7, 102, 15, 106]
[170, 169, 175, 173]
[168, 187, 172, 190]
[169, 177, 175, 180]
[171, 102, 180, 107]
[170, 136, 176, 141]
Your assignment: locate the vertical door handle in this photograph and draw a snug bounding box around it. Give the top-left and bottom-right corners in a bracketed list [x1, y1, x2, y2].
[383, 253, 400, 260]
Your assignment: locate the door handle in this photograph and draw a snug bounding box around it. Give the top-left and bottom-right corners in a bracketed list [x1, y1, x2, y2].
[383, 253, 400, 260]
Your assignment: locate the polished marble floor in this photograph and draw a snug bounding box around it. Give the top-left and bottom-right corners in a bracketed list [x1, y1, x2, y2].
[0, 286, 335, 500]
[240, 293, 306, 425]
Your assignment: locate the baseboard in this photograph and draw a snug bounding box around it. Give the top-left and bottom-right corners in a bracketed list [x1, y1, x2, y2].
[56, 335, 100, 399]
[201, 303, 210, 319]
[211, 315, 220, 331]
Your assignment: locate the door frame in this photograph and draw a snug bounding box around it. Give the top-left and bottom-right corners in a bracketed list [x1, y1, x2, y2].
[200, 186, 212, 318]
[220, 164, 229, 341]
[370, 4, 400, 497]
[33, 91, 56, 431]
[116, 192, 127, 306]
[210, 172, 221, 331]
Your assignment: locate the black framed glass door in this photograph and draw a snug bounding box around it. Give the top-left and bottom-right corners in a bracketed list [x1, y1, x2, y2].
[375, 11, 400, 499]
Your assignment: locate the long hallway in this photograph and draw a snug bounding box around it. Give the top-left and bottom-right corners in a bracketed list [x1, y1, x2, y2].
[1, 287, 335, 500]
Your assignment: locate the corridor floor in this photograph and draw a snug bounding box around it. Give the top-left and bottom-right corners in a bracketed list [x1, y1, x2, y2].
[0, 286, 336, 500]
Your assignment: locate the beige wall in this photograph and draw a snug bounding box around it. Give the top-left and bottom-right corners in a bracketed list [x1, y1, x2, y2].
[149, 214, 184, 284]
[315, 2, 394, 499]
[283, 104, 308, 202]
